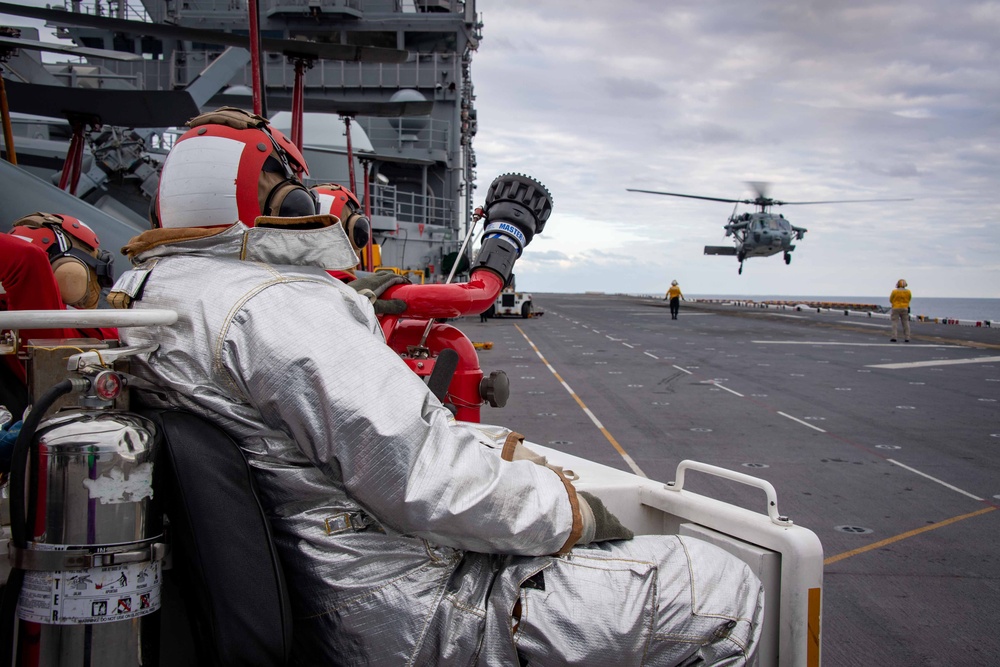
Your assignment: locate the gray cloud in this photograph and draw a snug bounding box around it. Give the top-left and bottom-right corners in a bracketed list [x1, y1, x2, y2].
[471, 0, 998, 297]
[601, 76, 665, 101]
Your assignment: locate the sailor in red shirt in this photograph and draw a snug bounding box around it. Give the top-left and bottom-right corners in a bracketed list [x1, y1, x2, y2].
[1, 213, 116, 412]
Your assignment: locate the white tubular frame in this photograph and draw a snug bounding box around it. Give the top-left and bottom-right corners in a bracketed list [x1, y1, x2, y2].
[0, 309, 178, 330]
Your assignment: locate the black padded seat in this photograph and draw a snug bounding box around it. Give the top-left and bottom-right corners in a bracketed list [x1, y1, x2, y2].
[148, 409, 293, 666]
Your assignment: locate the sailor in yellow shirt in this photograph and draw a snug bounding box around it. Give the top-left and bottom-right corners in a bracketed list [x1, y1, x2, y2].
[665, 280, 684, 319]
[889, 279, 912, 342]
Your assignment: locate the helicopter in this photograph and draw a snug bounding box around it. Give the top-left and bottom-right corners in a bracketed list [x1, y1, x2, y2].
[628, 182, 911, 274]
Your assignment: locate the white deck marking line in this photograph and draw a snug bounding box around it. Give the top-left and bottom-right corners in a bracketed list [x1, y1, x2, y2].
[672, 365, 693, 375]
[623, 343, 634, 348]
[767, 314, 808, 319]
[841, 322, 890, 328]
[753, 340, 958, 347]
[887, 459, 985, 501]
[714, 383, 744, 397]
[867, 356, 1000, 370]
[644, 351, 659, 359]
[515, 324, 647, 478]
[777, 411, 828, 433]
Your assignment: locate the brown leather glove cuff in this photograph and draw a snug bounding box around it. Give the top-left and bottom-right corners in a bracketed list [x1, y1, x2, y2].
[499, 433, 583, 554]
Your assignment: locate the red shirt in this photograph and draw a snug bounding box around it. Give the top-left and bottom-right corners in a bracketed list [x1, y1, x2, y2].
[1, 235, 116, 383]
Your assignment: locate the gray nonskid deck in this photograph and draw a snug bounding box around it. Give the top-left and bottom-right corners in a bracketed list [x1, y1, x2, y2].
[464, 293, 1000, 666]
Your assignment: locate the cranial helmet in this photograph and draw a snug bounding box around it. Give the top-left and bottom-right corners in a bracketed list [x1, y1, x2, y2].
[671, 280, 678, 286]
[10, 212, 113, 309]
[311, 183, 371, 256]
[153, 107, 318, 229]
[897, 279, 908, 288]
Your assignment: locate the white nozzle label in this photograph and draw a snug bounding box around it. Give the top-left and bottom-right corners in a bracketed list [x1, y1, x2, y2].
[484, 221, 525, 249]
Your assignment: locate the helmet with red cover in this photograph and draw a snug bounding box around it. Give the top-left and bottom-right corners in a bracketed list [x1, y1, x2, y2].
[311, 183, 371, 257]
[9, 212, 113, 309]
[152, 107, 318, 229]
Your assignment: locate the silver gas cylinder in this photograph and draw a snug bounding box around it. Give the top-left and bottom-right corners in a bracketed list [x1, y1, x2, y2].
[14, 409, 163, 666]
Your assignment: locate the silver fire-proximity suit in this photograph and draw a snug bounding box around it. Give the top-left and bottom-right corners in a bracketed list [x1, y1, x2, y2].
[116, 221, 764, 666]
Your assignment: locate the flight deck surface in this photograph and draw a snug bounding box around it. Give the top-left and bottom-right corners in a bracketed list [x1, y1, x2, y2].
[462, 293, 999, 666]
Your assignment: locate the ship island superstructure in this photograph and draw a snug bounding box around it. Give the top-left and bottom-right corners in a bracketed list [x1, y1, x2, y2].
[1, 0, 483, 280]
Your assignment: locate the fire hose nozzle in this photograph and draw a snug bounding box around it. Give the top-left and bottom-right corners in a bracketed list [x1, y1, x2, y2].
[473, 174, 552, 282]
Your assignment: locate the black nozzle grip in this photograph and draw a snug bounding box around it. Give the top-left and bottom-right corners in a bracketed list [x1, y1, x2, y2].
[474, 174, 553, 282]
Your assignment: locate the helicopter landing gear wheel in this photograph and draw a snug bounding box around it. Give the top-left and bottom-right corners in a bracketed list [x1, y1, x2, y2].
[784, 252, 791, 265]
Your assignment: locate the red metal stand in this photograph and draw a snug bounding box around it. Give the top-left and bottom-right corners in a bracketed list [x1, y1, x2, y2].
[57, 120, 88, 195]
[377, 269, 505, 423]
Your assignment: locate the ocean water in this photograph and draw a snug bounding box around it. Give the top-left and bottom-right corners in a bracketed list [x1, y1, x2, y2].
[689, 295, 1000, 323]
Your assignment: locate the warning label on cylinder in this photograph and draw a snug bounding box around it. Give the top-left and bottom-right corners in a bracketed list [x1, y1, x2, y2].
[18, 560, 161, 625]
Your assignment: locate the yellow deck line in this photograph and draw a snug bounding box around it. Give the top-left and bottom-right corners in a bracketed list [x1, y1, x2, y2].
[824, 506, 997, 565]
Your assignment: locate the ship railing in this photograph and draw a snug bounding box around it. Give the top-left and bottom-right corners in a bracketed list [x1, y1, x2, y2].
[271, 53, 460, 93]
[276, 0, 467, 13]
[357, 117, 450, 153]
[53, 0, 152, 22]
[97, 49, 460, 99]
[367, 183, 455, 228]
[410, 0, 468, 12]
[262, 0, 366, 12]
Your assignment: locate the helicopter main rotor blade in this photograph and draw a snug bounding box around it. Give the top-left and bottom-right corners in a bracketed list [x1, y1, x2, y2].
[775, 198, 914, 205]
[0, 35, 143, 61]
[0, 2, 408, 63]
[627, 188, 749, 205]
[746, 180, 770, 200]
[3, 79, 199, 127]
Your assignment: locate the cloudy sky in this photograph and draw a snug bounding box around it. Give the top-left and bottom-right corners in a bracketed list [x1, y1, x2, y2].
[470, 0, 1000, 298]
[2, 1, 996, 298]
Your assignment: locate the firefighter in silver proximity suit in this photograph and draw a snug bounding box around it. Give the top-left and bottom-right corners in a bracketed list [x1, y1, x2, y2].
[113, 108, 764, 665]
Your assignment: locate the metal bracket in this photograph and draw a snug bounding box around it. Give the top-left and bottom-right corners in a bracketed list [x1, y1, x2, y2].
[67, 345, 159, 371]
[9, 540, 169, 572]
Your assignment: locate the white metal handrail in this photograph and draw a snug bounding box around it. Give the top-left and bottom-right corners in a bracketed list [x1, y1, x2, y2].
[0, 309, 177, 330]
[666, 459, 792, 526]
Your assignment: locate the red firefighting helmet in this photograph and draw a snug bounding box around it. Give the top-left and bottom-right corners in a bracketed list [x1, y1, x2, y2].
[10, 212, 113, 308]
[153, 107, 317, 229]
[312, 183, 371, 255]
